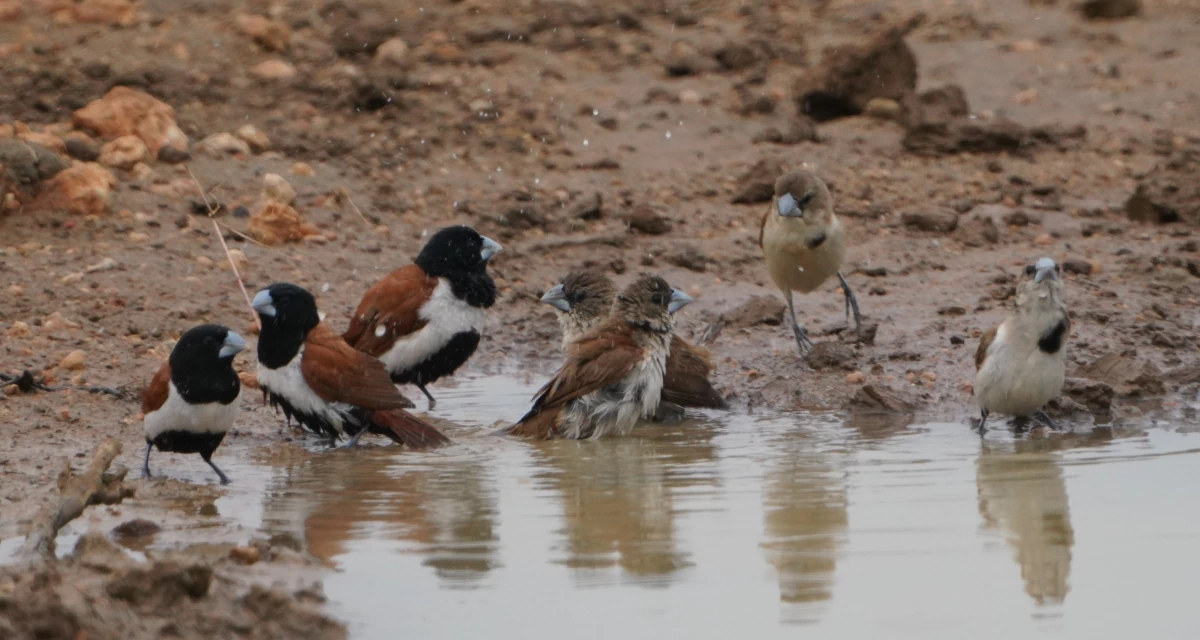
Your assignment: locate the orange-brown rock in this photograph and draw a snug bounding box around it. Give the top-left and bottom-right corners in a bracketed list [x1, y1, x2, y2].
[99, 135, 149, 170]
[35, 163, 117, 215]
[73, 0, 136, 25]
[248, 201, 323, 245]
[235, 14, 291, 52]
[72, 87, 188, 156]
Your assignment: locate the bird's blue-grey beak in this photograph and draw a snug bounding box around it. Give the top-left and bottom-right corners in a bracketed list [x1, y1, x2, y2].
[668, 288, 693, 314]
[251, 289, 276, 317]
[480, 236, 502, 262]
[541, 284, 570, 312]
[777, 192, 802, 218]
[1034, 257, 1058, 283]
[219, 331, 247, 358]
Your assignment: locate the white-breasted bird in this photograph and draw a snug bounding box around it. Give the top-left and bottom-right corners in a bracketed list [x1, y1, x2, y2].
[760, 170, 862, 354]
[974, 257, 1070, 432]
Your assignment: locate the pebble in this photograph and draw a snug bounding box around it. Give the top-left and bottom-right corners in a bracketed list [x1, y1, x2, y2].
[262, 173, 295, 205]
[7, 321, 31, 337]
[220, 249, 248, 271]
[235, 125, 271, 153]
[846, 371, 866, 384]
[235, 14, 290, 52]
[195, 132, 251, 157]
[195, 255, 214, 268]
[375, 37, 409, 66]
[864, 98, 903, 121]
[60, 350, 86, 370]
[228, 546, 261, 565]
[98, 135, 148, 170]
[290, 162, 314, 177]
[43, 312, 81, 332]
[679, 89, 702, 104]
[625, 205, 672, 235]
[1034, 233, 1055, 245]
[84, 257, 117, 273]
[250, 59, 297, 81]
[128, 232, 150, 243]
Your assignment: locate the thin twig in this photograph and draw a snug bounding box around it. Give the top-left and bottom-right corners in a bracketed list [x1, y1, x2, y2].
[186, 166, 261, 332]
[339, 188, 375, 229]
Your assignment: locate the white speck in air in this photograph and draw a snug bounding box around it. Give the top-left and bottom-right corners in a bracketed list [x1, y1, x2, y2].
[665, 131, 672, 139]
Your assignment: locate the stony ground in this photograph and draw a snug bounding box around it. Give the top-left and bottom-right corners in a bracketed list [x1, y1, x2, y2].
[2, 0, 1199, 637]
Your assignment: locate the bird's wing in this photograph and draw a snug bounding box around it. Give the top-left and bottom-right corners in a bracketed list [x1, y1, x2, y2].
[142, 362, 171, 414]
[662, 335, 727, 409]
[975, 325, 999, 371]
[302, 324, 413, 410]
[343, 264, 438, 357]
[529, 328, 644, 411]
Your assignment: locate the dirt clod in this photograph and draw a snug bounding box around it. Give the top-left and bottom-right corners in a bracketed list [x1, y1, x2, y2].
[1125, 148, 1200, 225]
[902, 209, 959, 233]
[1074, 353, 1166, 397]
[625, 204, 672, 235]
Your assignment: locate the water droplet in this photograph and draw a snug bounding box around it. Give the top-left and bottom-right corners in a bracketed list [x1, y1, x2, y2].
[665, 131, 672, 139]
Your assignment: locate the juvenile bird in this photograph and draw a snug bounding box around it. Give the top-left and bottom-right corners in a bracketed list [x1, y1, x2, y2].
[343, 225, 501, 407]
[974, 257, 1069, 432]
[509, 274, 693, 440]
[759, 170, 862, 354]
[142, 324, 246, 484]
[541, 270, 728, 410]
[253, 283, 451, 449]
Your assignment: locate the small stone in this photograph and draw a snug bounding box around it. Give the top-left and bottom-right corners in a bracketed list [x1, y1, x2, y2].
[60, 350, 86, 370]
[72, 86, 188, 156]
[8, 320, 32, 337]
[902, 209, 959, 233]
[249, 201, 323, 245]
[806, 342, 855, 370]
[44, 312, 81, 332]
[1080, 0, 1141, 20]
[63, 137, 100, 162]
[235, 14, 291, 52]
[666, 245, 709, 272]
[375, 37, 409, 66]
[864, 98, 903, 121]
[1034, 233, 1055, 246]
[85, 257, 118, 273]
[1062, 259, 1094, 275]
[568, 192, 603, 220]
[112, 519, 161, 538]
[156, 146, 191, 164]
[846, 371, 866, 384]
[235, 125, 271, 153]
[195, 255, 214, 268]
[195, 133, 251, 157]
[35, 163, 117, 215]
[220, 249, 248, 271]
[625, 205, 672, 235]
[130, 163, 154, 182]
[128, 232, 150, 243]
[679, 89, 702, 104]
[229, 546, 261, 565]
[262, 173, 295, 205]
[290, 162, 314, 177]
[99, 135, 148, 170]
[251, 59, 297, 81]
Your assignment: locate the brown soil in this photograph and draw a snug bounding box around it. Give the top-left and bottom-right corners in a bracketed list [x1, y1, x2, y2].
[2, 0, 1199, 636]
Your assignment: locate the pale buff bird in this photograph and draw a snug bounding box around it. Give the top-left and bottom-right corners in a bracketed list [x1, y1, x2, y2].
[760, 170, 862, 354]
[974, 257, 1069, 432]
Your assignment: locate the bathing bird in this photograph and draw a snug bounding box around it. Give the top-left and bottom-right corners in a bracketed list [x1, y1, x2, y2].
[509, 274, 692, 439]
[974, 257, 1069, 432]
[759, 170, 862, 355]
[343, 225, 501, 407]
[541, 269, 727, 411]
[253, 282, 450, 449]
[142, 324, 246, 484]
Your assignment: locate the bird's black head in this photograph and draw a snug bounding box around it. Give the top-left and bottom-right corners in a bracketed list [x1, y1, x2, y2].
[414, 225, 502, 277]
[169, 324, 245, 404]
[252, 283, 320, 368]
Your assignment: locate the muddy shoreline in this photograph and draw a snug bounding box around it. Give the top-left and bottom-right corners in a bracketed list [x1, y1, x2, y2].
[2, 0, 1199, 637]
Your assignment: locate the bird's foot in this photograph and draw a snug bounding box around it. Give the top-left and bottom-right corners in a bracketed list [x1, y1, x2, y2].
[1034, 410, 1061, 431]
[791, 322, 814, 356]
[975, 410, 989, 435]
[417, 384, 438, 408]
[836, 271, 864, 339]
[652, 401, 686, 425]
[204, 459, 231, 485]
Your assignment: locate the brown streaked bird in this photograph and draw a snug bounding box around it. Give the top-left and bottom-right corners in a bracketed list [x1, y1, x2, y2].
[343, 225, 501, 407]
[142, 324, 246, 484]
[974, 257, 1069, 433]
[252, 283, 451, 449]
[759, 170, 862, 355]
[509, 275, 693, 440]
[541, 270, 728, 410]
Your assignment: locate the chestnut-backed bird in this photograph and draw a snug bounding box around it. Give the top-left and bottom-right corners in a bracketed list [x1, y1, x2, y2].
[760, 170, 862, 354]
[974, 257, 1069, 433]
[253, 283, 451, 449]
[343, 225, 501, 407]
[509, 275, 692, 440]
[541, 270, 727, 410]
[142, 324, 246, 484]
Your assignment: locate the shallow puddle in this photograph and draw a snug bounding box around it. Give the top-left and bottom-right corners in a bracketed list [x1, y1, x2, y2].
[8, 375, 1200, 638]
[217, 375, 1200, 638]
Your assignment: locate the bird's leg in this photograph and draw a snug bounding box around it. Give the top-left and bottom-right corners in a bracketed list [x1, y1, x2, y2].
[202, 454, 230, 485]
[1034, 410, 1061, 431]
[417, 383, 437, 408]
[142, 442, 153, 478]
[836, 271, 864, 339]
[341, 426, 369, 449]
[652, 401, 686, 424]
[976, 409, 989, 435]
[785, 291, 813, 355]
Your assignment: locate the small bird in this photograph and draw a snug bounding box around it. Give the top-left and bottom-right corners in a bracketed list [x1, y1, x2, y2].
[760, 170, 862, 354]
[509, 274, 692, 440]
[541, 270, 728, 411]
[253, 282, 451, 449]
[344, 225, 501, 407]
[974, 257, 1069, 432]
[142, 324, 246, 484]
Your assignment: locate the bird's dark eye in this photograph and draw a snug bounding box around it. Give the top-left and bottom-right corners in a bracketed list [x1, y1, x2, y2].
[651, 293, 665, 306]
[1025, 265, 1036, 276]
[797, 191, 815, 207]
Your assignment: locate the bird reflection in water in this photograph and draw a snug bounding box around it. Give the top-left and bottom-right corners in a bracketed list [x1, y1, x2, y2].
[258, 446, 500, 588]
[530, 421, 720, 586]
[760, 425, 849, 624]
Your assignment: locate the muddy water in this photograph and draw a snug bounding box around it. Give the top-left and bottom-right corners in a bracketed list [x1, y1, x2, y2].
[200, 375, 1200, 638]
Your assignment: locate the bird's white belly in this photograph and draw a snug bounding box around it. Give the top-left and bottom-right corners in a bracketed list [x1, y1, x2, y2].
[144, 382, 240, 440]
[257, 346, 349, 433]
[975, 343, 1065, 417]
[378, 278, 487, 373]
[563, 351, 666, 440]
